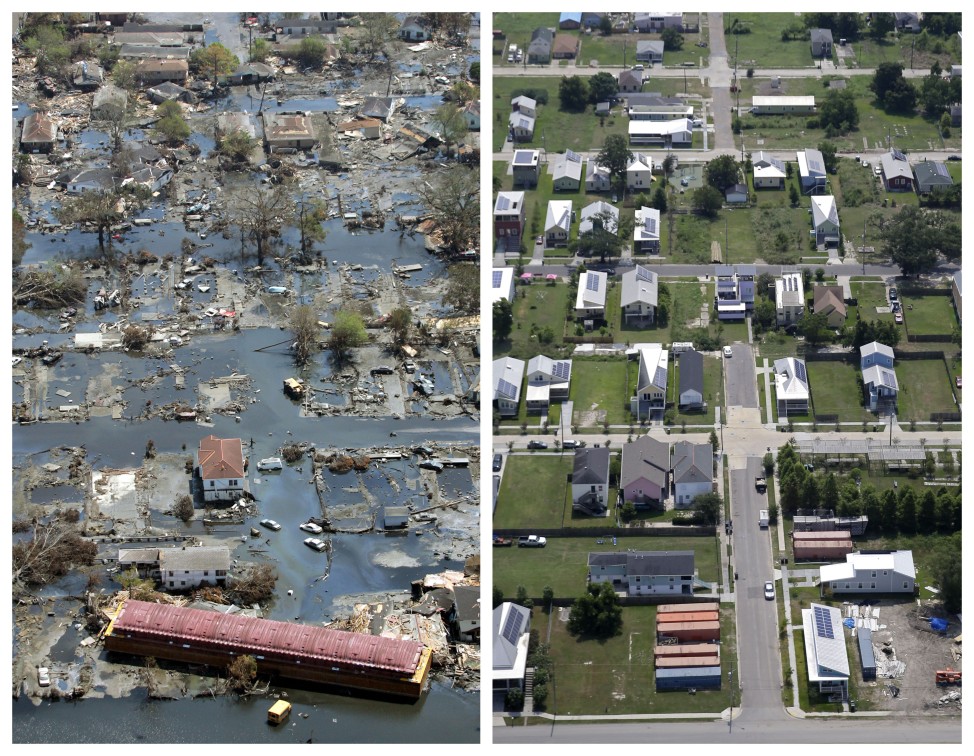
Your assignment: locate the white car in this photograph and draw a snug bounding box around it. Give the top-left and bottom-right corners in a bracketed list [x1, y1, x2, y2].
[37, 667, 50, 687]
[764, 581, 775, 600]
[300, 522, 323, 534]
[304, 537, 327, 552]
[723, 346, 733, 357]
[259, 519, 281, 531]
[12, 356, 23, 366]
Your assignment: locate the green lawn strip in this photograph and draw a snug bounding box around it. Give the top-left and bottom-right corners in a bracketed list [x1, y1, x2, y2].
[495, 282, 572, 361]
[671, 352, 722, 426]
[722, 14, 822, 68]
[805, 360, 871, 422]
[720, 321, 749, 345]
[493, 159, 513, 193]
[493, 13, 560, 60]
[895, 359, 958, 422]
[494, 455, 572, 531]
[569, 358, 634, 427]
[757, 368, 768, 424]
[900, 293, 957, 337]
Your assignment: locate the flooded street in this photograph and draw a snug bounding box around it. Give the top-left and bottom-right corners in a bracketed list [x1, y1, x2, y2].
[11, 10, 481, 743]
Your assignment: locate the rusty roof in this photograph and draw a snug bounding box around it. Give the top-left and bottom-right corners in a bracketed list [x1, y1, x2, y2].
[22, 113, 56, 143]
[111, 600, 425, 675]
[197, 435, 244, 480]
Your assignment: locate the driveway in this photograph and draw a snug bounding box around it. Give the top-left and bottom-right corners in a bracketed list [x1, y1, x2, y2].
[723, 343, 759, 409]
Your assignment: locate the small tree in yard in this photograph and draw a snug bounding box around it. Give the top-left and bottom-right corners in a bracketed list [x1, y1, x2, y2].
[289, 305, 320, 366]
[693, 492, 722, 526]
[174, 494, 194, 522]
[388, 306, 412, 347]
[329, 312, 368, 361]
[567, 581, 622, 638]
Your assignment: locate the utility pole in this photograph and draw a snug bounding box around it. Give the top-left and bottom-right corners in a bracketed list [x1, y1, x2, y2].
[728, 666, 735, 732]
[911, 36, 915, 70]
[861, 218, 867, 275]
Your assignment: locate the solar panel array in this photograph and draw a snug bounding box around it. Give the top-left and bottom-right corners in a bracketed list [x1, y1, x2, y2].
[565, 149, 582, 163]
[496, 195, 511, 211]
[497, 378, 519, 400]
[492, 270, 503, 288]
[794, 359, 808, 385]
[880, 369, 897, 389]
[502, 609, 525, 646]
[552, 361, 571, 381]
[934, 162, 950, 177]
[813, 605, 835, 639]
[636, 266, 654, 283]
[586, 272, 601, 292]
[513, 150, 535, 165]
[892, 148, 906, 162]
[644, 216, 658, 235]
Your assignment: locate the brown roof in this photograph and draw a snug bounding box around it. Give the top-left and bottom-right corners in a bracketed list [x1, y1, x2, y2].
[22, 113, 56, 144]
[109, 599, 425, 676]
[813, 285, 846, 317]
[262, 112, 315, 141]
[336, 117, 381, 132]
[197, 435, 244, 480]
[553, 34, 579, 56]
[136, 58, 188, 75]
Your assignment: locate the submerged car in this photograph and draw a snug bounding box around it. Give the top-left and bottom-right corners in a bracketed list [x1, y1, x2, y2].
[259, 519, 282, 531]
[300, 522, 323, 534]
[304, 537, 327, 552]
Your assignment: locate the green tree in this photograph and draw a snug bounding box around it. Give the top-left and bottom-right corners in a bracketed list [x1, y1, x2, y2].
[111, 59, 138, 92]
[871, 62, 906, 105]
[802, 474, 819, 510]
[190, 42, 239, 87]
[588, 71, 618, 104]
[329, 311, 367, 360]
[817, 141, 839, 173]
[936, 490, 955, 532]
[567, 581, 623, 638]
[704, 154, 742, 193]
[693, 492, 722, 526]
[216, 128, 259, 164]
[558, 75, 589, 112]
[870, 13, 895, 41]
[919, 71, 952, 116]
[576, 225, 621, 263]
[918, 489, 937, 534]
[881, 489, 899, 534]
[661, 27, 684, 50]
[884, 78, 918, 114]
[493, 299, 513, 341]
[928, 533, 961, 612]
[153, 100, 190, 144]
[797, 311, 833, 347]
[779, 470, 803, 516]
[55, 190, 123, 252]
[469, 61, 480, 84]
[388, 306, 412, 347]
[881, 205, 961, 275]
[599, 16, 613, 35]
[651, 185, 668, 213]
[822, 472, 839, 512]
[295, 200, 327, 261]
[296, 36, 328, 69]
[788, 184, 800, 207]
[443, 263, 479, 312]
[493, 585, 504, 607]
[434, 102, 469, 158]
[897, 487, 917, 534]
[360, 13, 400, 61]
[691, 186, 723, 218]
[22, 24, 70, 78]
[595, 134, 633, 193]
[230, 185, 290, 267]
[290, 305, 320, 365]
[249, 37, 270, 62]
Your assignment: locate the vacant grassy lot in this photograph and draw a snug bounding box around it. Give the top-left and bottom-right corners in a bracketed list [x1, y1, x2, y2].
[496, 281, 572, 361]
[749, 204, 810, 265]
[851, 281, 895, 324]
[723, 14, 822, 68]
[570, 358, 633, 426]
[493, 13, 559, 68]
[806, 360, 870, 421]
[575, 31, 709, 69]
[851, 33, 961, 72]
[493, 534, 721, 599]
[755, 330, 800, 361]
[900, 293, 957, 337]
[896, 359, 958, 422]
[494, 455, 571, 530]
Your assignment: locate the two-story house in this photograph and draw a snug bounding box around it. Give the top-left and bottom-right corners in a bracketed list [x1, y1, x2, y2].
[773, 357, 810, 417]
[797, 148, 827, 194]
[578, 201, 618, 236]
[511, 149, 540, 188]
[631, 343, 668, 421]
[572, 447, 611, 516]
[197, 435, 246, 503]
[620, 435, 669, 508]
[810, 195, 840, 247]
[626, 152, 653, 191]
[776, 271, 804, 326]
[492, 356, 525, 417]
[525, 355, 572, 412]
[633, 206, 661, 254]
[493, 191, 526, 252]
[575, 270, 607, 320]
[672, 441, 712, 507]
[159, 546, 230, 590]
[545, 200, 573, 248]
[588, 550, 695, 596]
[860, 341, 898, 413]
[820, 550, 916, 594]
[620, 265, 659, 324]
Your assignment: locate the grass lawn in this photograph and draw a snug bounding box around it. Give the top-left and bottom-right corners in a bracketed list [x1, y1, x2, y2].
[851, 33, 961, 73]
[569, 358, 634, 427]
[493, 13, 559, 68]
[900, 293, 957, 337]
[755, 330, 800, 361]
[493, 534, 721, 599]
[545, 603, 735, 715]
[896, 359, 959, 422]
[748, 203, 813, 266]
[720, 320, 749, 345]
[851, 281, 895, 324]
[722, 14, 823, 69]
[494, 455, 571, 530]
[671, 352, 724, 425]
[806, 360, 871, 422]
[575, 29, 709, 69]
[495, 281, 573, 361]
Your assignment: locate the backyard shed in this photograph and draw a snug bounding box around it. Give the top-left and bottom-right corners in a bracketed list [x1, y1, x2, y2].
[857, 626, 876, 680]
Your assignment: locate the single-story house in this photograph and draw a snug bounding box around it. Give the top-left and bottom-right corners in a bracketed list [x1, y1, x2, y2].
[812, 285, 847, 327]
[492, 356, 525, 417]
[811, 28, 833, 58]
[634, 13, 683, 33]
[72, 60, 104, 90]
[631, 343, 668, 421]
[621, 265, 659, 324]
[588, 551, 695, 596]
[633, 206, 661, 254]
[811, 194, 840, 247]
[550, 152, 583, 192]
[225, 62, 275, 85]
[752, 151, 786, 189]
[776, 271, 804, 325]
[773, 357, 810, 417]
[752, 96, 816, 115]
[552, 34, 579, 59]
[678, 349, 705, 409]
[894, 12, 921, 33]
[128, 164, 174, 193]
[278, 18, 335, 36]
[913, 160, 954, 195]
[578, 200, 618, 236]
[559, 12, 582, 30]
[493, 602, 531, 691]
[399, 15, 431, 41]
[880, 150, 915, 192]
[216, 112, 256, 140]
[725, 183, 748, 204]
[620, 435, 670, 507]
[197, 435, 246, 503]
[511, 149, 541, 188]
[635, 40, 665, 64]
[135, 58, 189, 85]
[20, 112, 56, 153]
[463, 100, 480, 131]
[618, 68, 643, 94]
[545, 200, 573, 248]
[626, 94, 692, 121]
[575, 270, 607, 319]
[66, 167, 116, 194]
[491, 267, 515, 305]
[118, 44, 191, 61]
[629, 118, 692, 147]
[801, 603, 849, 698]
[91, 84, 128, 119]
[672, 441, 712, 507]
[572, 447, 611, 516]
[510, 95, 537, 118]
[146, 81, 195, 104]
[261, 111, 316, 152]
[820, 550, 916, 594]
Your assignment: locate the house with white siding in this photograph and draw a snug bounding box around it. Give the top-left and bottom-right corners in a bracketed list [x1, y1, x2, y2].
[672, 441, 712, 507]
[492, 356, 525, 417]
[820, 550, 916, 594]
[588, 550, 695, 596]
[197, 436, 246, 503]
[631, 343, 668, 421]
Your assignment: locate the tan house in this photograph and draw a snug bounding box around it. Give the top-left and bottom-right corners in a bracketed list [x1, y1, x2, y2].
[261, 111, 317, 152]
[552, 34, 579, 59]
[135, 58, 188, 84]
[20, 112, 57, 153]
[337, 117, 382, 139]
[812, 285, 847, 327]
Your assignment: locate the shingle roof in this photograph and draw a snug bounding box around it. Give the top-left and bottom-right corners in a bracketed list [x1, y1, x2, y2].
[572, 446, 610, 485]
[197, 435, 245, 480]
[672, 441, 711, 485]
[620, 435, 669, 490]
[679, 350, 704, 398]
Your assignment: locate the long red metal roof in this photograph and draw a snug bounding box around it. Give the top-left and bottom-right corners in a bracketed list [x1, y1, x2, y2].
[112, 600, 424, 676]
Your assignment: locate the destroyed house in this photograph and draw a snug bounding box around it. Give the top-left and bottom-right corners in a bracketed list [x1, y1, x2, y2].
[119, 44, 191, 60]
[72, 60, 104, 90]
[135, 58, 189, 84]
[104, 599, 432, 700]
[146, 81, 195, 104]
[361, 97, 397, 122]
[261, 111, 317, 152]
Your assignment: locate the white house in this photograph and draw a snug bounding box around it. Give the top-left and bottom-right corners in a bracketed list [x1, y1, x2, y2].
[197, 435, 246, 503]
[635, 40, 665, 63]
[578, 201, 618, 236]
[66, 167, 116, 194]
[463, 100, 480, 131]
[545, 200, 573, 247]
[493, 602, 531, 691]
[811, 195, 840, 247]
[572, 446, 611, 516]
[775, 271, 804, 326]
[550, 152, 583, 192]
[820, 550, 916, 594]
[629, 119, 692, 147]
[634, 12, 683, 32]
[753, 151, 786, 189]
[585, 159, 612, 193]
[860, 342, 898, 413]
[491, 267, 515, 304]
[633, 206, 661, 254]
[575, 270, 607, 319]
[508, 112, 536, 142]
[773, 357, 810, 417]
[631, 343, 668, 421]
[752, 96, 816, 115]
[588, 551, 696, 596]
[797, 148, 827, 193]
[626, 152, 654, 191]
[621, 265, 658, 324]
[492, 356, 525, 417]
[399, 15, 430, 41]
[525, 355, 572, 412]
[510, 95, 537, 118]
[159, 546, 230, 590]
[451, 585, 480, 642]
[672, 440, 712, 507]
[801, 603, 849, 698]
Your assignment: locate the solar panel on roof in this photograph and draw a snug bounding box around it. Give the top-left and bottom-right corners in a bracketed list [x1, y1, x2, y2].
[644, 217, 658, 235]
[502, 609, 524, 645]
[513, 151, 534, 165]
[636, 266, 654, 282]
[794, 360, 807, 384]
[881, 369, 897, 388]
[813, 605, 835, 639]
[496, 196, 510, 211]
[497, 378, 518, 399]
[892, 148, 906, 161]
[492, 271, 503, 288]
[565, 149, 582, 163]
[586, 272, 601, 292]
[809, 159, 823, 173]
[552, 361, 570, 380]
[934, 163, 950, 177]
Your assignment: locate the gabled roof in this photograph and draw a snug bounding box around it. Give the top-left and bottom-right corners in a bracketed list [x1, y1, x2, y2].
[913, 160, 954, 188]
[810, 28, 833, 45]
[553, 34, 579, 56]
[621, 265, 658, 309]
[576, 270, 608, 310]
[635, 343, 668, 394]
[159, 546, 230, 572]
[510, 95, 537, 111]
[797, 148, 826, 178]
[679, 349, 704, 397]
[672, 440, 711, 485]
[880, 150, 913, 182]
[21, 113, 56, 143]
[526, 355, 572, 383]
[361, 97, 396, 121]
[620, 435, 669, 491]
[262, 111, 316, 142]
[588, 550, 694, 577]
[573, 446, 610, 485]
[801, 603, 849, 681]
[634, 206, 661, 243]
[862, 364, 899, 392]
[860, 341, 894, 361]
[545, 200, 572, 235]
[627, 152, 653, 173]
[508, 112, 536, 132]
[811, 195, 839, 228]
[550, 153, 583, 183]
[492, 356, 525, 402]
[578, 200, 618, 235]
[619, 69, 643, 88]
[813, 286, 846, 318]
[491, 267, 514, 303]
[493, 602, 531, 677]
[636, 40, 665, 55]
[530, 27, 554, 43]
[821, 550, 916, 583]
[197, 435, 245, 480]
[773, 357, 810, 401]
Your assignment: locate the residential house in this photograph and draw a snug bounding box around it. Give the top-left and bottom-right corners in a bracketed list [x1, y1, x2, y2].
[773, 357, 810, 417]
[811, 194, 840, 247]
[894, 12, 921, 33]
[634, 13, 683, 33]
[810, 28, 833, 58]
[797, 148, 827, 194]
[72, 60, 104, 90]
[581, 12, 606, 29]
[91, 84, 128, 119]
[571, 447, 611, 516]
[575, 270, 608, 320]
[261, 111, 316, 152]
[511, 149, 541, 188]
[559, 12, 582, 30]
[492, 602, 531, 692]
[545, 200, 573, 248]
[128, 164, 174, 193]
[629, 118, 692, 147]
[399, 15, 431, 41]
[20, 113, 56, 153]
[736, 264, 757, 309]
[508, 111, 536, 142]
[820, 550, 916, 594]
[450, 585, 481, 642]
[578, 201, 619, 236]
[618, 68, 643, 94]
[527, 27, 554, 64]
[635, 40, 665, 64]
[812, 285, 847, 327]
[277, 18, 336, 36]
[950, 64, 962, 78]
[752, 96, 816, 115]
[510, 95, 537, 118]
[589, 551, 695, 596]
[118, 44, 191, 61]
[678, 350, 705, 409]
[595, 101, 611, 116]
[633, 206, 662, 254]
[146, 81, 195, 105]
[492, 356, 525, 417]
[225, 62, 275, 85]
[860, 341, 898, 413]
[336, 117, 382, 140]
[879, 150, 914, 192]
[494, 192, 526, 251]
[550, 151, 584, 192]
[621, 265, 659, 323]
[117, 547, 166, 579]
[753, 151, 786, 189]
[584, 159, 612, 193]
[725, 183, 748, 204]
[672, 441, 712, 507]
[525, 355, 572, 412]
[463, 100, 480, 131]
[135, 58, 189, 85]
[714, 265, 745, 321]
[626, 94, 693, 121]
[114, 30, 185, 47]
[801, 603, 850, 698]
[776, 271, 804, 326]
[913, 161, 954, 194]
[620, 435, 670, 508]
[159, 546, 230, 590]
[361, 97, 397, 122]
[626, 152, 653, 191]
[491, 267, 515, 305]
[65, 167, 116, 194]
[631, 343, 668, 421]
[197, 435, 246, 503]
[216, 112, 256, 140]
[553, 34, 579, 59]
[952, 271, 961, 324]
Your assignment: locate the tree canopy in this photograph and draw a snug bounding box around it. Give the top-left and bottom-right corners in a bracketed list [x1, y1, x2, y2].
[818, 89, 859, 135]
[880, 205, 961, 275]
[587, 71, 618, 104]
[595, 134, 632, 191]
[691, 185, 723, 218]
[190, 42, 239, 85]
[567, 581, 623, 638]
[558, 75, 589, 112]
[443, 263, 479, 313]
[417, 166, 478, 252]
[704, 155, 742, 193]
[329, 311, 367, 359]
[493, 299, 513, 342]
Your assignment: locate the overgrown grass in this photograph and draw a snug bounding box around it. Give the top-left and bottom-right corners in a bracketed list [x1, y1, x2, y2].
[896, 359, 958, 422]
[495, 281, 573, 361]
[494, 455, 572, 530]
[569, 358, 633, 426]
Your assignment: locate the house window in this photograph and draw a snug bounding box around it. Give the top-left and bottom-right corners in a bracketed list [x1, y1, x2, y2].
[903, 582, 908, 589]
[871, 571, 877, 578]
[871, 583, 876, 589]
[210, 481, 214, 487]
[181, 581, 186, 586]
[883, 571, 888, 576]
[203, 571, 209, 576]
[858, 582, 863, 589]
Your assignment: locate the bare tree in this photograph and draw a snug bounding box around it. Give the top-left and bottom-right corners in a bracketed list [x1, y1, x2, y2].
[12, 520, 97, 589]
[97, 102, 129, 153]
[417, 167, 479, 253]
[295, 199, 327, 263]
[173, 495, 194, 522]
[229, 185, 290, 266]
[227, 563, 278, 605]
[434, 102, 469, 159]
[290, 304, 320, 365]
[56, 190, 123, 252]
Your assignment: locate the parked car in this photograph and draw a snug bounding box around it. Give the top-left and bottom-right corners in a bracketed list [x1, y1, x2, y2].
[895, 312, 903, 324]
[956, 376, 962, 389]
[874, 166, 882, 176]
[562, 439, 586, 449]
[536, 235, 544, 245]
[947, 154, 961, 161]
[680, 177, 689, 186]
[300, 522, 323, 534]
[259, 519, 282, 531]
[371, 365, 394, 375]
[257, 457, 283, 472]
[764, 581, 775, 600]
[723, 346, 733, 357]
[37, 666, 50, 687]
[304, 537, 327, 552]
[891, 301, 901, 313]
[527, 440, 548, 449]
[492, 454, 502, 472]
[889, 287, 898, 301]
[12, 356, 22, 366]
